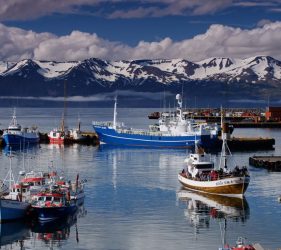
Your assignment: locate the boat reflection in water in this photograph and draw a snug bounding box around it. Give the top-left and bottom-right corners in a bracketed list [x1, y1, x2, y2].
[3, 143, 40, 154]
[0, 221, 30, 248]
[30, 205, 87, 248]
[177, 189, 250, 231]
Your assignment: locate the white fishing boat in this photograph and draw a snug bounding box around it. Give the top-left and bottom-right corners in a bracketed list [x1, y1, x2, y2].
[178, 110, 250, 198]
[69, 117, 88, 143]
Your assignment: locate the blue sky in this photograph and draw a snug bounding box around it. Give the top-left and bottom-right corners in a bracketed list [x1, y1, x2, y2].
[1, 0, 281, 61]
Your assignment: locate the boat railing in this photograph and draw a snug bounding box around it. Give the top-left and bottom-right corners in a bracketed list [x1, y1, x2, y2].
[116, 128, 164, 137]
[181, 167, 249, 181]
[92, 121, 124, 127]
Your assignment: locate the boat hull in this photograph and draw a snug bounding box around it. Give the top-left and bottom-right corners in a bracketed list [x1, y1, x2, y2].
[93, 126, 218, 148]
[178, 174, 250, 198]
[0, 199, 30, 222]
[31, 205, 77, 222]
[3, 133, 39, 145]
[48, 137, 64, 144]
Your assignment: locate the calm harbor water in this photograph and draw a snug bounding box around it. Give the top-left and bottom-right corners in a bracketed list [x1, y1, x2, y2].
[0, 107, 280, 250]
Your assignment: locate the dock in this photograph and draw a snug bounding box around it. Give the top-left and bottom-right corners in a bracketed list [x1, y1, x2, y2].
[249, 155, 281, 171]
[149, 106, 281, 128]
[230, 121, 281, 128]
[208, 137, 275, 151]
[226, 137, 275, 150]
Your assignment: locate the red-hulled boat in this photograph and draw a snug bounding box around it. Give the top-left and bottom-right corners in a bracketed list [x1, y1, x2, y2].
[220, 237, 256, 250]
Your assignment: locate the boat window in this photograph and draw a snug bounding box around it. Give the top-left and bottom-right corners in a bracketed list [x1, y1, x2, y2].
[46, 197, 52, 201]
[38, 196, 44, 201]
[17, 189, 20, 192]
[195, 163, 214, 169]
[54, 197, 60, 202]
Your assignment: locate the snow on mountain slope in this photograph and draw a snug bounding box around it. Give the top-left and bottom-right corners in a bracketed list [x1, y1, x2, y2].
[0, 56, 280, 85]
[194, 57, 237, 79]
[35, 60, 78, 78]
[273, 63, 281, 79]
[0, 61, 17, 74]
[0, 62, 8, 74]
[2, 59, 34, 76]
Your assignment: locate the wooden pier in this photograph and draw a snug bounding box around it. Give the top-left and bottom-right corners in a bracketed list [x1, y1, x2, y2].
[227, 137, 275, 150]
[249, 155, 281, 171]
[230, 121, 281, 128]
[208, 137, 275, 151]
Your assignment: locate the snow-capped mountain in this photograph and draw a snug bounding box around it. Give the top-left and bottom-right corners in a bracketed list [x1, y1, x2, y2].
[1, 56, 280, 83]
[0, 56, 280, 106]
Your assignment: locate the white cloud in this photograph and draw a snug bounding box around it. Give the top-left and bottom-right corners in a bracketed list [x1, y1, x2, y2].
[257, 19, 273, 27]
[1, 22, 281, 62]
[0, 23, 55, 61]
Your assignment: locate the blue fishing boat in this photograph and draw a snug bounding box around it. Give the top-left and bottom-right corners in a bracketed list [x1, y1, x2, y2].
[92, 94, 220, 148]
[3, 109, 39, 145]
[30, 191, 77, 222]
[0, 152, 30, 222]
[0, 199, 30, 222]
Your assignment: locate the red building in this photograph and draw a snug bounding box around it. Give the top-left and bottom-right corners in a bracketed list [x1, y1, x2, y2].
[265, 107, 281, 121]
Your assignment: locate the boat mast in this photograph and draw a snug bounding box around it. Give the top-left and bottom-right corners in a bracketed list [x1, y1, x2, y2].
[219, 218, 227, 248]
[78, 116, 81, 131]
[9, 150, 13, 190]
[61, 81, 67, 132]
[176, 94, 183, 121]
[10, 108, 17, 127]
[113, 96, 117, 129]
[4, 148, 15, 191]
[219, 107, 232, 170]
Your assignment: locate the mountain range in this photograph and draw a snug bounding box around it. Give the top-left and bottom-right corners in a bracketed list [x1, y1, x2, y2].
[0, 56, 280, 107]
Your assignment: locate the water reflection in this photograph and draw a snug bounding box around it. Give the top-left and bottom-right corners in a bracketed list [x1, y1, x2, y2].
[30, 215, 76, 248]
[177, 190, 250, 231]
[0, 205, 86, 249]
[3, 144, 40, 155]
[0, 221, 30, 248]
[96, 144, 186, 191]
[29, 204, 87, 248]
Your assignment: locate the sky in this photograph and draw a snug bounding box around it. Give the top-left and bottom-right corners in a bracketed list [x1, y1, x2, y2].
[1, 0, 281, 62]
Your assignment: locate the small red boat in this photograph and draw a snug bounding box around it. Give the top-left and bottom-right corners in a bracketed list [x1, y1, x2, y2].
[220, 237, 256, 250]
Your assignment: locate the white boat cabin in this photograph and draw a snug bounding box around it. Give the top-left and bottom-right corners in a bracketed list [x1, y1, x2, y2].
[184, 150, 214, 178]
